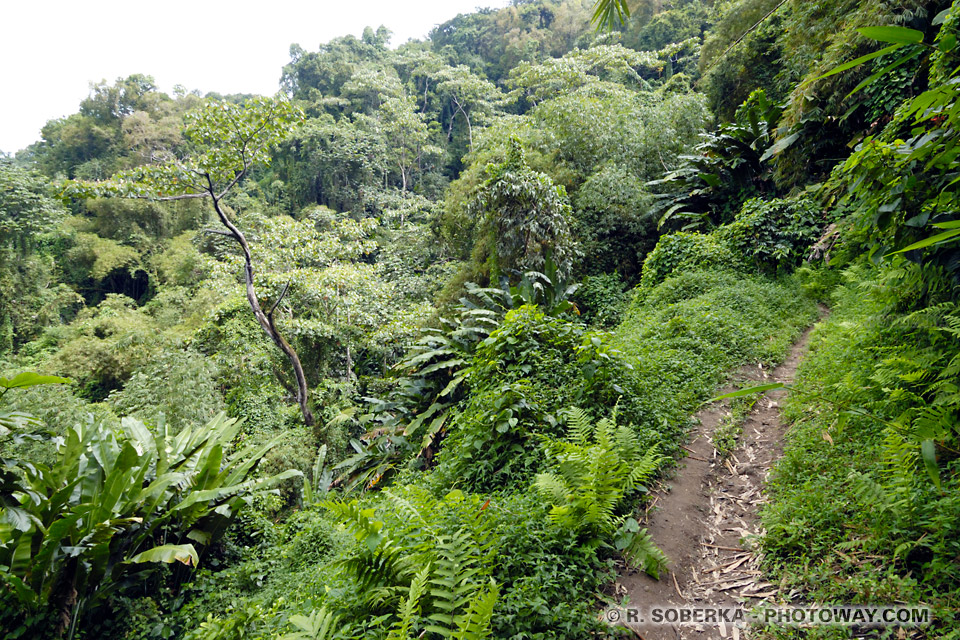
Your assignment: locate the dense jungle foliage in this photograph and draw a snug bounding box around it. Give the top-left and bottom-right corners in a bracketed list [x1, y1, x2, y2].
[2, 0, 960, 637]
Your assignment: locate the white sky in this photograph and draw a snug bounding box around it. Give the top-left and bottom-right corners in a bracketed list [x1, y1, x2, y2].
[0, 0, 510, 154]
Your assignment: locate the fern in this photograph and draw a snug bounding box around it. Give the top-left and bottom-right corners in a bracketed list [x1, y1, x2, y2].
[616, 519, 669, 579]
[453, 584, 499, 640]
[560, 406, 594, 444]
[425, 529, 498, 639]
[282, 607, 339, 640]
[535, 407, 662, 537]
[386, 564, 432, 640]
[321, 498, 385, 551]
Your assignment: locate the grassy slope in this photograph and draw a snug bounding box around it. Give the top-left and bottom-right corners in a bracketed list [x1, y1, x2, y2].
[758, 269, 960, 639]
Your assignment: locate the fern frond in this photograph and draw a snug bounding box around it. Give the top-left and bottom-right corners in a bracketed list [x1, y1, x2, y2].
[283, 607, 339, 640]
[338, 542, 411, 596]
[453, 583, 499, 640]
[561, 407, 593, 444]
[621, 526, 669, 579]
[426, 529, 487, 639]
[386, 563, 432, 640]
[625, 446, 663, 493]
[321, 498, 385, 551]
[533, 472, 571, 505]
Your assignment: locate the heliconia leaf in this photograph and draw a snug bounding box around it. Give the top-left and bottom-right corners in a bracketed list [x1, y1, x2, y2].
[846, 47, 925, 97]
[932, 220, 960, 229]
[128, 543, 199, 567]
[759, 132, 800, 162]
[1, 506, 39, 532]
[887, 228, 960, 255]
[804, 43, 903, 85]
[0, 372, 72, 389]
[708, 383, 785, 403]
[857, 26, 924, 45]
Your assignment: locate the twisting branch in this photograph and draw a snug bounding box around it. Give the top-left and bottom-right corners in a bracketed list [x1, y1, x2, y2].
[268, 281, 292, 317]
[203, 173, 315, 427]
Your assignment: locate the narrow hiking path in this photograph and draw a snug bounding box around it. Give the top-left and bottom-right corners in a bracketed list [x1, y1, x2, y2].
[613, 318, 822, 640]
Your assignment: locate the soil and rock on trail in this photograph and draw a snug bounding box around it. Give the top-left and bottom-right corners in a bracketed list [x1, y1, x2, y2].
[612, 321, 821, 640]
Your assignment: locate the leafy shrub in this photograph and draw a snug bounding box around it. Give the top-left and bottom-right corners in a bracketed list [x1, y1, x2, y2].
[640, 231, 739, 287]
[572, 272, 632, 327]
[434, 305, 642, 492]
[651, 89, 783, 230]
[47, 294, 170, 400]
[534, 407, 666, 576]
[717, 197, 824, 272]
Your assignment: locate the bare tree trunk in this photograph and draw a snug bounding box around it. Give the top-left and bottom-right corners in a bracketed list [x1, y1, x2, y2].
[345, 342, 353, 382]
[208, 185, 315, 426]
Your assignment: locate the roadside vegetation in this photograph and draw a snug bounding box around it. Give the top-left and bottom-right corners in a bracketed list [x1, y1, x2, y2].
[2, 0, 960, 637]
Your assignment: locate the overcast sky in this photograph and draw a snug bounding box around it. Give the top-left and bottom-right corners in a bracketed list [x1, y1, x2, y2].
[0, 0, 509, 154]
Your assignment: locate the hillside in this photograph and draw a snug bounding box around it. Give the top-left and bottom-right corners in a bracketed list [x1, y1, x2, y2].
[2, 0, 959, 638]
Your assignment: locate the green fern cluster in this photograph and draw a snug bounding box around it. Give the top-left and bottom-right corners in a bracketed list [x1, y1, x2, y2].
[533, 407, 667, 577]
[535, 407, 661, 535]
[316, 496, 499, 639]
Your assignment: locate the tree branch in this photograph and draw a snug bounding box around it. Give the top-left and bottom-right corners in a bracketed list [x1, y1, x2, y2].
[205, 174, 315, 427]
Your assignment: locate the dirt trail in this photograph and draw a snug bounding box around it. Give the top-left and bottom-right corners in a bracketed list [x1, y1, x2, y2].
[613, 322, 819, 640]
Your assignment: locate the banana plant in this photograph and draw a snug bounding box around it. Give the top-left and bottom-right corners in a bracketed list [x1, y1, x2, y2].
[650, 89, 783, 231]
[0, 375, 301, 636]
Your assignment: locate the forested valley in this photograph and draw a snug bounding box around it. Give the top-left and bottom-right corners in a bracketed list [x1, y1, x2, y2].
[2, 0, 960, 638]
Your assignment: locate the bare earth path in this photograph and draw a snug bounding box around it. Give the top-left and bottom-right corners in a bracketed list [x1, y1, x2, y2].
[613, 321, 820, 640]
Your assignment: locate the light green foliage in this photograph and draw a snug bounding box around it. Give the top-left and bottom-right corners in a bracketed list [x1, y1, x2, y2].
[534, 407, 662, 539]
[0, 162, 64, 249]
[64, 226, 141, 282]
[46, 294, 170, 400]
[444, 70, 708, 277]
[627, 1, 713, 54]
[640, 231, 739, 287]
[283, 607, 340, 640]
[717, 197, 824, 272]
[507, 43, 663, 103]
[66, 96, 303, 201]
[152, 231, 214, 287]
[615, 269, 818, 456]
[428, 1, 592, 83]
[106, 349, 223, 433]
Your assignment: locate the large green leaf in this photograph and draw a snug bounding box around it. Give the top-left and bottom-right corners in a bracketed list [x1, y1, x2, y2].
[127, 543, 199, 567]
[707, 383, 785, 403]
[0, 372, 71, 389]
[888, 228, 960, 255]
[857, 26, 924, 45]
[804, 43, 903, 85]
[920, 440, 941, 489]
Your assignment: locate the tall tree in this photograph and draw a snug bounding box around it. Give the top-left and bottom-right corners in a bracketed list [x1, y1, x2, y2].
[66, 97, 317, 426]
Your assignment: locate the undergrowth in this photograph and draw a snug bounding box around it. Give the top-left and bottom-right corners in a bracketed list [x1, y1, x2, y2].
[759, 266, 960, 639]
